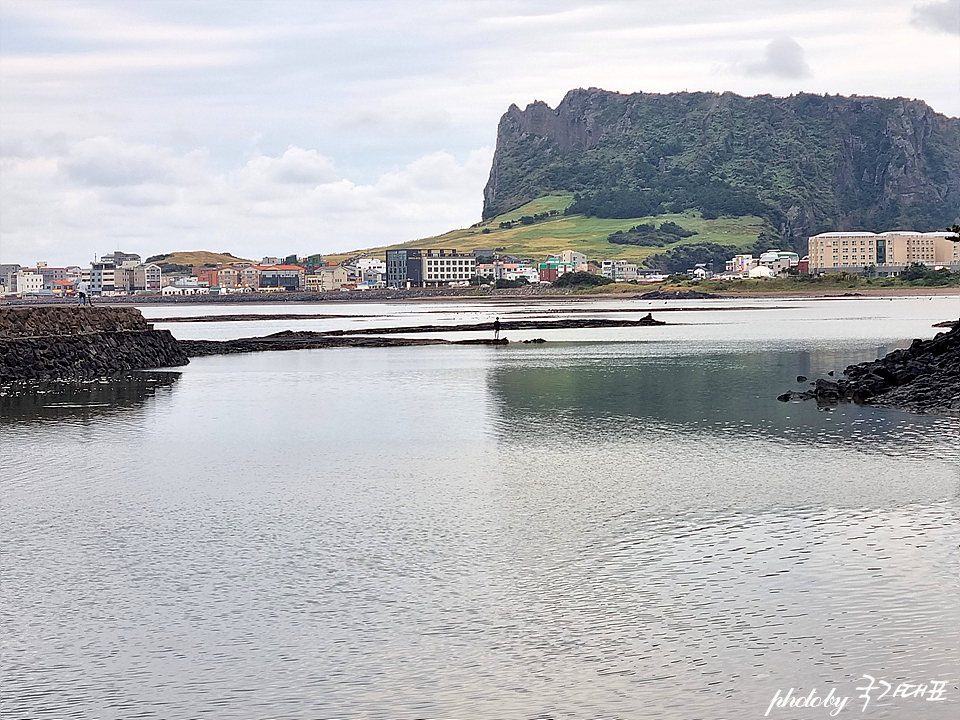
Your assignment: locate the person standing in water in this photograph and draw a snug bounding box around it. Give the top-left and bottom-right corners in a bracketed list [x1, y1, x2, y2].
[493, 317, 501, 341]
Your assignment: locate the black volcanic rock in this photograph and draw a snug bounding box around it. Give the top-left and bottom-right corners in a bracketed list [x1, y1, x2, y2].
[778, 321, 960, 415]
[483, 89, 960, 252]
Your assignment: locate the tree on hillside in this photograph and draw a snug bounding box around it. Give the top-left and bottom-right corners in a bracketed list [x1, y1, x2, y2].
[947, 224, 960, 242]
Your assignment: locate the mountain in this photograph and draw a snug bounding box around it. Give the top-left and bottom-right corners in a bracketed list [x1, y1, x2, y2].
[145, 250, 253, 273]
[483, 89, 960, 252]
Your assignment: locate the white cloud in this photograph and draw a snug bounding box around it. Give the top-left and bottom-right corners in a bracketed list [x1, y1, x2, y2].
[0, 137, 492, 264]
[734, 37, 813, 79]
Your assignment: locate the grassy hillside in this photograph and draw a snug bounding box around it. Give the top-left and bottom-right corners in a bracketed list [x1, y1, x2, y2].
[146, 250, 253, 268]
[326, 195, 768, 265]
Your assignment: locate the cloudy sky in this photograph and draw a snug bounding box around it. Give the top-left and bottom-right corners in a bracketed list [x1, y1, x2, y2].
[1, 0, 958, 266]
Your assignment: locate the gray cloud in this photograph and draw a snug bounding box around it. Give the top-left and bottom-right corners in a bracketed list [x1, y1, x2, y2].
[60, 138, 175, 187]
[912, 0, 960, 34]
[740, 37, 812, 79]
[2, 1, 958, 265]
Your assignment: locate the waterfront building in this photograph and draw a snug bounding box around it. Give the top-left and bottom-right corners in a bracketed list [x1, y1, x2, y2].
[601, 260, 639, 282]
[386, 249, 422, 288]
[421, 249, 476, 285]
[306, 265, 349, 291]
[259, 264, 305, 291]
[539, 255, 580, 282]
[808, 231, 959, 274]
[87, 262, 116, 294]
[758, 250, 800, 274]
[475, 260, 539, 283]
[13, 270, 44, 295]
[387, 249, 475, 287]
[0, 264, 22, 294]
[240, 265, 266, 288]
[726, 254, 757, 276]
[132, 263, 162, 293]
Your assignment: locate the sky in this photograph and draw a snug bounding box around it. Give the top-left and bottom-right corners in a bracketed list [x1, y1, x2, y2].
[1, 0, 958, 266]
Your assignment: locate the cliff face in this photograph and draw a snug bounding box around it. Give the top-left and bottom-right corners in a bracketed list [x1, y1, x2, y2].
[483, 89, 960, 251]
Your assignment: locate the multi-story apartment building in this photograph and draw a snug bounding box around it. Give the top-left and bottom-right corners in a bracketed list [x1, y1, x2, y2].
[808, 231, 959, 274]
[132, 263, 162, 292]
[601, 260, 640, 281]
[14, 270, 44, 295]
[386, 249, 423, 288]
[758, 250, 800, 273]
[306, 265, 349, 292]
[260, 264, 305, 290]
[0, 264, 22, 293]
[99, 251, 141, 266]
[239, 265, 265, 288]
[386, 249, 476, 287]
[86, 262, 117, 294]
[726, 254, 757, 275]
[421, 249, 476, 285]
[217, 267, 239, 288]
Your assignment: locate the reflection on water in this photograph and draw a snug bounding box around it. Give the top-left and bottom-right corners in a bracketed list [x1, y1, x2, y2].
[487, 345, 960, 461]
[2, 305, 959, 719]
[0, 371, 180, 424]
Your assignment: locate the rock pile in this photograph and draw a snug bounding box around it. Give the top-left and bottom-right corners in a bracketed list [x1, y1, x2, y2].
[778, 320, 960, 415]
[1, 307, 188, 382]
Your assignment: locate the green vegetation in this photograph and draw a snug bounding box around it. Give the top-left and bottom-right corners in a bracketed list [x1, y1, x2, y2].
[485, 91, 960, 253]
[325, 196, 769, 266]
[608, 221, 697, 247]
[552, 272, 614, 288]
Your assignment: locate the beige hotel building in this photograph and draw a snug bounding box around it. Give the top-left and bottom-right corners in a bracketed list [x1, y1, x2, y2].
[808, 231, 960, 274]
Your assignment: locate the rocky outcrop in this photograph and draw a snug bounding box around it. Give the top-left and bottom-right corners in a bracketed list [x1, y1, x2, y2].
[778, 320, 960, 414]
[637, 290, 719, 300]
[483, 89, 960, 251]
[181, 333, 511, 356]
[0, 307, 188, 382]
[0, 306, 152, 337]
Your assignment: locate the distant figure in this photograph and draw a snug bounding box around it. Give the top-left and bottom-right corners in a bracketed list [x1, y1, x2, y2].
[493, 317, 501, 341]
[76, 280, 91, 306]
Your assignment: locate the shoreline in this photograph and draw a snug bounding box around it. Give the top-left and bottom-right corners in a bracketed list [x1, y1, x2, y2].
[3, 285, 959, 308]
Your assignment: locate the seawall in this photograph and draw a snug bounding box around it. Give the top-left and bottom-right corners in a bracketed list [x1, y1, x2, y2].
[0, 306, 189, 382]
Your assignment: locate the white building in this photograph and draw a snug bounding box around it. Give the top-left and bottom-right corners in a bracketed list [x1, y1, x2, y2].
[421, 250, 477, 285]
[14, 270, 44, 295]
[306, 266, 349, 292]
[602, 260, 639, 282]
[748, 265, 775, 279]
[726, 254, 757, 276]
[758, 250, 800, 274]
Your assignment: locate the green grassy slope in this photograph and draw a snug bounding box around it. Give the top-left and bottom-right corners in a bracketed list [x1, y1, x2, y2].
[326, 195, 768, 264]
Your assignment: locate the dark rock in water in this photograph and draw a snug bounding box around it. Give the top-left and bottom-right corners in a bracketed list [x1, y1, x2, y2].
[522, 338, 547, 343]
[797, 375, 807, 382]
[827, 370, 835, 376]
[777, 319, 960, 415]
[1, 307, 187, 382]
[638, 290, 719, 300]
[932, 320, 958, 329]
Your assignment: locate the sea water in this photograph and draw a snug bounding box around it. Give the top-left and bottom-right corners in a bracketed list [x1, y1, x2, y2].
[2, 296, 958, 719]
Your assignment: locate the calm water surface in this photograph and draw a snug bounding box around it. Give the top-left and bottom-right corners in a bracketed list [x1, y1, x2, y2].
[2, 296, 959, 719]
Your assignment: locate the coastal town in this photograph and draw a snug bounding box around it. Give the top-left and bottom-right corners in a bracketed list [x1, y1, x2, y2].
[1, 229, 958, 299]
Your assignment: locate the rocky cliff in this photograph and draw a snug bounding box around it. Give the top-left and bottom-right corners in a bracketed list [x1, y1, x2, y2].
[0, 307, 188, 382]
[483, 89, 960, 252]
